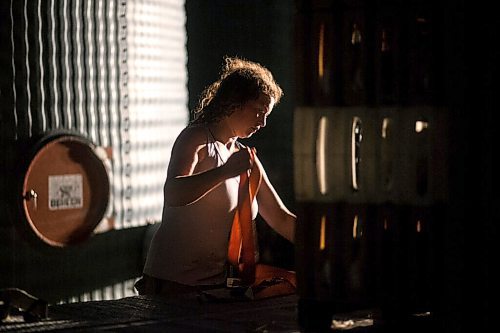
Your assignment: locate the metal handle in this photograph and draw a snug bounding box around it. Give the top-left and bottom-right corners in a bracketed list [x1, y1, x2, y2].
[24, 189, 38, 210]
[351, 117, 362, 191]
[316, 116, 329, 195]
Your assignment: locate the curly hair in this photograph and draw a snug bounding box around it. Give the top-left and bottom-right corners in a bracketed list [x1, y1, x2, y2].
[190, 56, 283, 124]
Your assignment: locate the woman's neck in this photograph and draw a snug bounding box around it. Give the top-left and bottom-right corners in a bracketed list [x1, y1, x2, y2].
[208, 121, 237, 149]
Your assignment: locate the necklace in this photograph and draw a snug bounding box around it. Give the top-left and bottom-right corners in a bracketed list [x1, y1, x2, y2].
[207, 126, 240, 185]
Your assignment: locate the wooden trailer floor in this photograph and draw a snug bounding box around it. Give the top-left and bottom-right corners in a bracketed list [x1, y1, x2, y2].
[2, 293, 299, 332]
[1, 291, 435, 332]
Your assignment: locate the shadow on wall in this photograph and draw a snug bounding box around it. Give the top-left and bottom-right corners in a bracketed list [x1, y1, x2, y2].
[0, 224, 149, 304]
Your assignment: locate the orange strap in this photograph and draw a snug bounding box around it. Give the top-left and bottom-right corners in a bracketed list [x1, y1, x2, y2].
[227, 147, 262, 286]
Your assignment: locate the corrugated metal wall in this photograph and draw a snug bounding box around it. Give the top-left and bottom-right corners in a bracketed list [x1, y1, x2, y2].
[1, 0, 187, 229]
[0, 0, 187, 303]
[126, 0, 188, 228]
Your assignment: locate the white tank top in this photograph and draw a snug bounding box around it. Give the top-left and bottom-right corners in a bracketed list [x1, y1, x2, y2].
[143, 127, 258, 286]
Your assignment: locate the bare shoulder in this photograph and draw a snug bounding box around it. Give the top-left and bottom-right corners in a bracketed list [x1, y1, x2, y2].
[167, 125, 209, 177]
[173, 125, 208, 150]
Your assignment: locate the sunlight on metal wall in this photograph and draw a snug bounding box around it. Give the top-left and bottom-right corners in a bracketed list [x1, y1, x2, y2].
[1, 0, 187, 303]
[3, 0, 187, 230]
[126, 0, 188, 228]
[56, 278, 137, 304]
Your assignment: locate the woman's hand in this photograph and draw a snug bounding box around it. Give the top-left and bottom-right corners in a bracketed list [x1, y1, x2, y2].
[222, 147, 255, 178]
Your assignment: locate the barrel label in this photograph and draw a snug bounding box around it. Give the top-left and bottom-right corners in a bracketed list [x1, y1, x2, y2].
[48, 174, 83, 210]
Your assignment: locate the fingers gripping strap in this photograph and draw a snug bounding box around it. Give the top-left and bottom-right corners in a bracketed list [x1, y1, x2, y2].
[227, 148, 262, 285]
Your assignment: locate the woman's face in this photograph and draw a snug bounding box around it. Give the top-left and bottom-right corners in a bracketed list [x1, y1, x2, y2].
[229, 93, 275, 138]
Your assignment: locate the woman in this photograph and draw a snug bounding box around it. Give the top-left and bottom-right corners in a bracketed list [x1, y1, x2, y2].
[138, 56, 296, 296]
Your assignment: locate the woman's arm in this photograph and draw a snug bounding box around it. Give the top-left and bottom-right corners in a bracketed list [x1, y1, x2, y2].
[164, 127, 254, 207]
[254, 155, 296, 243]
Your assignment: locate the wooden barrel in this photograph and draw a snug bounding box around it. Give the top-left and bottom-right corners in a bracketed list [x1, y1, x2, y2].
[18, 133, 110, 247]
